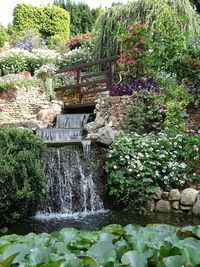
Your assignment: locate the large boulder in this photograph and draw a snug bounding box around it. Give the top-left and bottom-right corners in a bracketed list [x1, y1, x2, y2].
[37, 109, 57, 124]
[180, 188, 199, 206]
[155, 200, 171, 213]
[169, 189, 180, 201]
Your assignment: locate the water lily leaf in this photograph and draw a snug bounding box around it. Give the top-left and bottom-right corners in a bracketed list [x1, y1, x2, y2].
[157, 255, 185, 267]
[0, 253, 18, 267]
[99, 232, 116, 243]
[103, 261, 114, 267]
[175, 237, 200, 265]
[78, 256, 98, 267]
[121, 251, 147, 267]
[37, 260, 64, 267]
[29, 246, 52, 265]
[102, 225, 126, 236]
[2, 243, 32, 263]
[87, 241, 116, 266]
[58, 228, 79, 245]
[181, 226, 200, 238]
[62, 258, 84, 267]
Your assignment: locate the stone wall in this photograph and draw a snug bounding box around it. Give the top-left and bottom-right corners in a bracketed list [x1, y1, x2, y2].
[146, 187, 200, 216]
[0, 86, 62, 127]
[85, 93, 200, 145]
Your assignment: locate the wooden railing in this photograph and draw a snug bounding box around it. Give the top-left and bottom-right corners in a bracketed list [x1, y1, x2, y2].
[54, 55, 119, 106]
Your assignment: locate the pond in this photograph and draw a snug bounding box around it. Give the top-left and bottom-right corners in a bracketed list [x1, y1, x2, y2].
[7, 209, 200, 235]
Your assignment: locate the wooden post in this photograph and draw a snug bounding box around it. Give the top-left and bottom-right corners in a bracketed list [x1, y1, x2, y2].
[77, 68, 82, 104]
[109, 61, 115, 89]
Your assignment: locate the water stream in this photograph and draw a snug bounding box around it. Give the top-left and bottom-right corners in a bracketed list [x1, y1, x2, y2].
[36, 113, 104, 216]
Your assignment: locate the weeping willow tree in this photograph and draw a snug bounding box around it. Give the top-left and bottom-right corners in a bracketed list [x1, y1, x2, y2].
[92, 0, 200, 60]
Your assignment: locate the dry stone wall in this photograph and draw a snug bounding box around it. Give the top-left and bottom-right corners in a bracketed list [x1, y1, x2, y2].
[0, 86, 62, 128]
[146, 187, 200, 216]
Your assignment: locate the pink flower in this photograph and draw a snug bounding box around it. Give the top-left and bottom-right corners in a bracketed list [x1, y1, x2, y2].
[117, 39, 121, 43]
[127, 60, 132, 64]
[0, 106, 3, 112]
[119, 60, 125, 64]
[132, 60, 137, 65]
[129, 48, 134, 52]
[127, 25, 132, 30]
[119, 49, 123, 52]
[150, 43, 155, 47]
[147, 25, 151, 29]
[138, 49, 143, 53]
[139, 38, 144, 43]
[132, 35, 135, 38]
[135, 23, 140, 27]
[123, 53, 127, 57]
[123, 73, 127, 77]
[126, 56, 130, 60]
[133, 55, 137, 57]
[135, 30, 139, 34]
[133, 45, 137, 49]
[142, 23, 145, 26]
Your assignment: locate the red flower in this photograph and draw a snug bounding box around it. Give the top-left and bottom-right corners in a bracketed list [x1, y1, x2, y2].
[119, 60, 125, 64]
[138, 50, 143, 53]
[150, 43, 155, 47]
[139, 38, 144, 43]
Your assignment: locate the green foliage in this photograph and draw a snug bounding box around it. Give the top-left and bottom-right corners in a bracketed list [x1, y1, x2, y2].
[0, 128, 47, 225]
[0, 26, 8, 48]
[1, 224, 200, 265]
[13, 4, 70, 39]
[105, 130, 200, 211]
[54, 0, 102, 36]
[93, 0, 200, 59]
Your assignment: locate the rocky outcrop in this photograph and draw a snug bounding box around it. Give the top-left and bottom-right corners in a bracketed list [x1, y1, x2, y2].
[155, 200, 171, 213]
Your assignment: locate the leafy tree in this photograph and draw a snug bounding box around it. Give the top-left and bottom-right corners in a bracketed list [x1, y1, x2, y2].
[54, 0, 102, 36]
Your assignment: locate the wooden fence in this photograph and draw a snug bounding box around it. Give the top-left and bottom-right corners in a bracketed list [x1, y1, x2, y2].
[54, 55, 119, 108]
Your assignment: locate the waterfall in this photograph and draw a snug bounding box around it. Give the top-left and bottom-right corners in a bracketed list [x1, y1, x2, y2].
[37, 114, 104, 214]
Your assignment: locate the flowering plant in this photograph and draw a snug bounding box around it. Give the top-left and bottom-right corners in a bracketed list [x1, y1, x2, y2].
[0, 73, 39, 92]
[117, 23, 154, 79]
[105, 129, 200, 211]
[14, 30, 46, 51]
[66, 32, 92, 50]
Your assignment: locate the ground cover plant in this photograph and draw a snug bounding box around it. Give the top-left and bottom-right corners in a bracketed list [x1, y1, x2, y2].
[1, 224, 200, 266]
[0, 128, 47, 226]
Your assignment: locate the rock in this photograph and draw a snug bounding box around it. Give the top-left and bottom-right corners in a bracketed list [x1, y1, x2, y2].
[181, 205, 192, 211]
[153, 188, 162, 200]
[37, 109, 57, 124]
[193, 199, 200, 215]
[155, 200, 171, 213]
[96, 126, 118, 146]
[172, 201, 179, 210]
[50, 102, 62, 114]
[169, 189, 180, 201]
[146, 199, 155, 212]
[161, 192, 169, 200]
[181, 188, 199, 205]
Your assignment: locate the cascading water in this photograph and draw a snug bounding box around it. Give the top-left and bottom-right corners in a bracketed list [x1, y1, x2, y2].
[36, 114, 104, 215]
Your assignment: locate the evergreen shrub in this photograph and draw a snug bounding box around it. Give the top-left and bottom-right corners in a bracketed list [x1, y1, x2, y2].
[0, 128, 47, 225]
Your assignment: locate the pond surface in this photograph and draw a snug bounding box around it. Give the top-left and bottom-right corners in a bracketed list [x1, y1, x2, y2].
[7, 210, 200, 235]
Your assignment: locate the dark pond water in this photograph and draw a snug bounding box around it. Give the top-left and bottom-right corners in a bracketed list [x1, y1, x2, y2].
[6, 209, 200, 235]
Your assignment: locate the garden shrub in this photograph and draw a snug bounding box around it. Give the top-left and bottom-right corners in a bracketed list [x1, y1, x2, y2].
[0, 128, 47, 225]
[0, 26, 8, 48]
[13, 4, 70, 39]
[105, 130, 200, 211]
